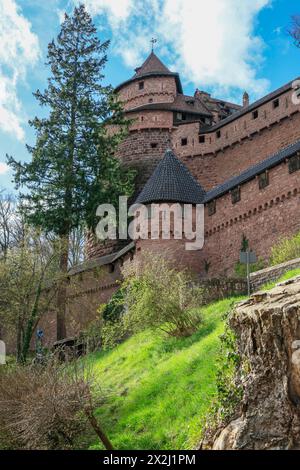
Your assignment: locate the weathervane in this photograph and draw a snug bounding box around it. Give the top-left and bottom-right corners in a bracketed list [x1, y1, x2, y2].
[151, 37, 157, 52]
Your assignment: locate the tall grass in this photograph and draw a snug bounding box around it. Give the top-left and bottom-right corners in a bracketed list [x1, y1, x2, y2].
[270, 231, 300, 265]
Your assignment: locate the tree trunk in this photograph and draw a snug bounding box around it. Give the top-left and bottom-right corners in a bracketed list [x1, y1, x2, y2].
[21, 279, 43, 363]
[16, 316, 22, 363]
[56, 236, 69, 340]
[85, 408, 114, 450]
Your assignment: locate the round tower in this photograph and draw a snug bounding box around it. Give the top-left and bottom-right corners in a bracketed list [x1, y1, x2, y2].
[132, 149, 206, 275]
[115, 51, 183, 192]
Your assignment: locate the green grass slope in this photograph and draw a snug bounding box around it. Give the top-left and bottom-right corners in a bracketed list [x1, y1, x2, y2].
[85, 297, 241, 450]
[83, 268, 300, 451]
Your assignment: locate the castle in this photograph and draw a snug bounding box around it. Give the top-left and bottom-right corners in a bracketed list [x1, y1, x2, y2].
[39, 51, 300, 345]
[86, 50, 300, 278]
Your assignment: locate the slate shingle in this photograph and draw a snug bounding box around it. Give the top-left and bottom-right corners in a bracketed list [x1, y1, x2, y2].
[135, 149, 206, 205]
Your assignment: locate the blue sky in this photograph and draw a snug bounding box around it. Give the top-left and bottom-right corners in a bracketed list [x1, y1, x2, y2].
[0, 0, 300, 191]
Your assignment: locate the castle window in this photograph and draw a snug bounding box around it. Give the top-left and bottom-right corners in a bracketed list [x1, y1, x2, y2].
[258, 171, 269, 189]
[199, 135, 205, 143]
[216, 130, 221, 139]
[273, 98, 280, 109]
[181, 138, 188, 146]
[252, 110, 258, 119]
[149, 98, 153, 103]
[138, 81, 144, 90]
[231, 187, 241, 204]
[176, 112, 187, 121]
[108, 263, 115, 273]
[150, 142, 158, 149]
[207, 200, 216, 216]
[288, 154, 300, 173]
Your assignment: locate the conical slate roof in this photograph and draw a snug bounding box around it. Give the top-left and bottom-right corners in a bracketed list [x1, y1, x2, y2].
[133, 51, 171, 77]
[115, 52, 183, 93]
[135, 149, 206, 205]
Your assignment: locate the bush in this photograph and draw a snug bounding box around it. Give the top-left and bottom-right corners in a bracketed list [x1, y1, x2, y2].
[0, 360, 113, 450]
[102, 288, 126, 322]
[100, 254, 204, 348]
[234, 257, 265, 278]
[270, 231, 300, 266]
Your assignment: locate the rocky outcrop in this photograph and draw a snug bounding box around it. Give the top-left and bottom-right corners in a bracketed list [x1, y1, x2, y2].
[213, 276, 300, 450]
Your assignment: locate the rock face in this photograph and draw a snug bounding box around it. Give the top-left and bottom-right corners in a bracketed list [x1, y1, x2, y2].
[213, 276, 300, 450]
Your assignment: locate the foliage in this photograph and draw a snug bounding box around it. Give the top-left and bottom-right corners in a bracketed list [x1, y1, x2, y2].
[98, 287, 128, 349]
[80, 312, 104, 354]
[102, 287, 126, 322]
[0, 359, 113, 450]
[234, 233, 265, 278]
[234, 258, 265, 278]
[0, 190, 25, 260]
[270, 231, 300, 266]
[0, 232, 60, 362]
[7, 4, 134, 236]
[7, 4, 135, 339]
[99, 255, 204, 349]
[123, 255, 204, 337]
[240, 233, 249, 252]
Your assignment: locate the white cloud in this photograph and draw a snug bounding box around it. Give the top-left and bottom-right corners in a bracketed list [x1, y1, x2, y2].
[77, 0, 271, 100]
[0, 0, 40, 141]
[75, 0, 133, 26]
[0, 162, 9, 175]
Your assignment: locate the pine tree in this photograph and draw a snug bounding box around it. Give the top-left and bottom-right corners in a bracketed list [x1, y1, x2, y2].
[7, 4, 135, 340]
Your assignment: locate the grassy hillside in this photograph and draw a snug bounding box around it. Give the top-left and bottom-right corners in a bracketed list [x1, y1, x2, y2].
[84, 297, 242, 450]
[82, 268, 300, 451]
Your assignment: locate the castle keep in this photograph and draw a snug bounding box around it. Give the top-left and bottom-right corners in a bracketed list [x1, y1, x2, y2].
[87, 51, 300, 279]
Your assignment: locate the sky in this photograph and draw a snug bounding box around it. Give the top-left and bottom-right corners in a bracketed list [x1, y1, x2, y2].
[0, 0, 300, 191]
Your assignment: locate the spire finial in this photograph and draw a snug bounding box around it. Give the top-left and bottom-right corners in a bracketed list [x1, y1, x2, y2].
[151, 37, 157, 52]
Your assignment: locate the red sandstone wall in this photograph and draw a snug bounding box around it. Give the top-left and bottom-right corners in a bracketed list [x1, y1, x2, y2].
[118, 76, 177, 110]
[202, 161, 300, 277]
[128, 110, 173, 131]
[173, 89, 300, 190]
[116, 128, 172, 191]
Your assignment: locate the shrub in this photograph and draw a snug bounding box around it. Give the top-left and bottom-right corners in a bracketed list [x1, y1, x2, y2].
[80, 312, 103, 353]
[102, 288, 126, 322]
[0, 360, 113, 450]
[234, 258, 265, 278]
[119, 254, 203, 340]
[270, 231, 300, 266]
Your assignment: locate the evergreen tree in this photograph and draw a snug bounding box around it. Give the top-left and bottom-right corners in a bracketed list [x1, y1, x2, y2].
[7, 4, 135, 340]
